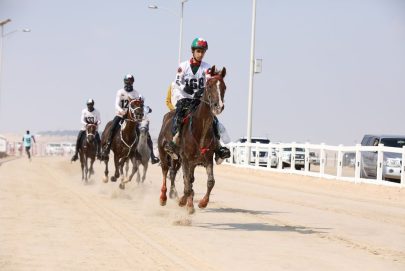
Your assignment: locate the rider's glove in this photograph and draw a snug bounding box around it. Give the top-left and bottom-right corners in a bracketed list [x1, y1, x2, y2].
[195, 88, 204, 98]
[183, 84, 193, 95]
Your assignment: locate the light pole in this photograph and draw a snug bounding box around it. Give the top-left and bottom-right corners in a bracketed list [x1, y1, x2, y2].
[246, 0, 257, 144]
[0, 18, 31, 116]
[148, 0, 188, 64]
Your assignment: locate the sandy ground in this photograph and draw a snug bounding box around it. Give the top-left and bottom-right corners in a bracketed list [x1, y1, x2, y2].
[0, 156, 404, 271]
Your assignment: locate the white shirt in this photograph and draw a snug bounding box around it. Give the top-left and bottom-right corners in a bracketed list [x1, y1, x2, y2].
[171, 60, 211, 107]
[81, 108, 101, 130]
[115, 88, 141, 116]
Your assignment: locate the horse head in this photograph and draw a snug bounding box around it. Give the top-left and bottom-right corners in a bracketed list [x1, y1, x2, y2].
[86, 123, 98, 143]
[204, 65, 227, 116]
[139, 119, 149, 136]
[127, 97, 144, 122]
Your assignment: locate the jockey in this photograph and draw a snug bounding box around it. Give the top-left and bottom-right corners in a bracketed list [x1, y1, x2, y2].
[71, 99, 101, 161]
[164, 37, 230, 163]
[140, 95, 160, 164]
[100, 74, 160, 164]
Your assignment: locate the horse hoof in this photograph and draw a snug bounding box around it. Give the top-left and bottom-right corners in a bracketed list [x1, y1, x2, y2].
[111, 176, 116, 182]
[187, 206, 195, 215]
[102, 176, 108, 183]
[160, 198, 167, 206]
[198, 201, 208, 209]
[178, 196, 187, 207]
[119, 183, 125, 190]
[169, 190, 178, 199]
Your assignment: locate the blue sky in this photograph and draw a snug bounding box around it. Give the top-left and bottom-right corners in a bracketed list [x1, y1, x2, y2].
[1, 0, 404, 145]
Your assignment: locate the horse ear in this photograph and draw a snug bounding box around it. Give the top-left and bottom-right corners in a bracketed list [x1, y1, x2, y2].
[221, 67, 226, 78]
[210, 65, 216, 76]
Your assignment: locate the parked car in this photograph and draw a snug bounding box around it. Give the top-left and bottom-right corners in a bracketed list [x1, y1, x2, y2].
[309, 151, 320, 165]
[45, 143, 64, 156]
[232, 137, 277, 167]
[281, 147, 305, 170]
[360, 135, 405, 181]
[61, 142, 75, 155]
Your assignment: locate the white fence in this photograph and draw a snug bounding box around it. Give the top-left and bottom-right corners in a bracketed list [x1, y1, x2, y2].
[224, 142, 404, 188]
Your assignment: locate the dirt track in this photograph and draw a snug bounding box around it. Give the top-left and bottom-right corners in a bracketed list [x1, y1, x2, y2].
[0, 156, 404, 270]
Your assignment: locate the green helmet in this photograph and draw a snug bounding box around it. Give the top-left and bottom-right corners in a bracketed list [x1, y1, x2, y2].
[191, 38, 208, 51]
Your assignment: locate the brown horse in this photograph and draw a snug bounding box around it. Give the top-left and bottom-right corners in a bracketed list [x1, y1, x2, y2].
[158, 66, 227, 214]
[79, 123, 98, 182]
[100, 98, 144, 189]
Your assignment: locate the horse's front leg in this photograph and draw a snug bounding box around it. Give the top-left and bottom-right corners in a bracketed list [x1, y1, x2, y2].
[159, 157, 170, 206]
[89, 157, 95, 179]
[199, 161, 215, 209]
[111, 154, 120, 182]
[103, 157, 109, 183]
[121, 156, 138, 189]
[179, 162, 195, 214]
[118, 157, 128, 189]
[169, 159, 180, 199]
[142, 162, 148, 183]
[84, 156, 89, 182]
[80, 154, 85, 181]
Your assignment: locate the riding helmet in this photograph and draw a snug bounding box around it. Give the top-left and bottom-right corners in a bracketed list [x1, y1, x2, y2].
[86, 98, 95, 105]
[124, 74, 135, 85]
[191, 38, 208, 51]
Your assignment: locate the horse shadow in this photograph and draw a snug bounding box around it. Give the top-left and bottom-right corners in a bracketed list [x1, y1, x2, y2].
[196, 222, 329, 234]
[197, 207, 329, 234]
[202, 207, 282, 216]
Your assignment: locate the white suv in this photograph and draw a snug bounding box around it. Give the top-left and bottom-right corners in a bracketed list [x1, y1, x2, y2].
[233, 137, 277, 167]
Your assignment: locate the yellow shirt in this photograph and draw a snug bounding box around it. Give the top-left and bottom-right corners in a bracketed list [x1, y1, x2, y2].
[165, 84, 175, 111]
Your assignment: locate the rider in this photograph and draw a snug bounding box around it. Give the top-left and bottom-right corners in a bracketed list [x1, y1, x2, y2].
[71, 99, 102, 161]
[140, 95, 160, 164]
[164, 37, 230, 163]
[22, 130, 36, 160]
[101, 74, 160, 164]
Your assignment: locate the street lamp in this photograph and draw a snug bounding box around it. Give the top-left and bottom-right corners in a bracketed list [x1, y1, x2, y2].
[148, 0, 188, 64]
[246, 0, 257, 144]
[0, 19, 31, 116]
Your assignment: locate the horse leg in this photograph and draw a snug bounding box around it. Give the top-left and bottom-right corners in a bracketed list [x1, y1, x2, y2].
[80, 153, 85, 181]
[124, 156, 138, 185]
[85, 156, 90, 182]
[111, 155, 119, 182]
[136, 160, 141, 183]
[169, 160, 179, 199]
[179, 162, 195, 214]
[142, 161, 147, 183]
[198, 162, 215, 209]
[103, 158, 109, 183]
[89, 157, 95, 179]
[125, 160, 129, 177]
[159, 160, 169, 206]
[118, 158, 127, 189]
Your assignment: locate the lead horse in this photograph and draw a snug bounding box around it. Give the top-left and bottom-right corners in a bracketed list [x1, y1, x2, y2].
[100, 98, 144, 189]
[158, 66, 227, 214]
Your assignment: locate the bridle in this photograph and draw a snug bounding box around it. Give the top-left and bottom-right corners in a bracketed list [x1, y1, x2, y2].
[86, 123, 97, 142]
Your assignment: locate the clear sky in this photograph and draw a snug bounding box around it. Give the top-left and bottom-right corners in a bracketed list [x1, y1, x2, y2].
[0, 0, 404, 145]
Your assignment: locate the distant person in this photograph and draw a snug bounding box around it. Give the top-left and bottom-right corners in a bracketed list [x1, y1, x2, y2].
[100, 74, 160, 164]
[164, 37, 230, 163]
[22, 130, 36, 160]
[71, 99, 102, 162]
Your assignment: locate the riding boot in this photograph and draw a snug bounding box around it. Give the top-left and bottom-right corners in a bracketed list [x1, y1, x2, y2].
[95, 132, 102, 160]
[147, 132, 160, 164]
[212, 117, 230, 164]
[164, 108, 184, 160]
[71, 130, 85, 162]
[101, 116, 122, 160]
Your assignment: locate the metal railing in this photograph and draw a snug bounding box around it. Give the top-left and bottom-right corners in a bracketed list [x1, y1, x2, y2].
[225, 142, 404, 188]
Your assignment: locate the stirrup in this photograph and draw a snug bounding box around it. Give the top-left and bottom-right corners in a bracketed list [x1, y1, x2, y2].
[151, 156, 160, 164]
